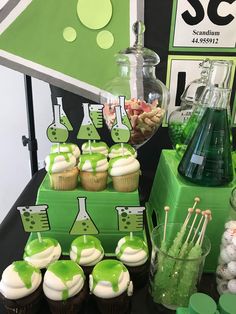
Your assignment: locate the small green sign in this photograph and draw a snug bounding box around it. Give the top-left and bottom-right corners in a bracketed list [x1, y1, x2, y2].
[47, 104, 69, 143]
[70, 197, 99, 235]
[116, 206, 145, 231]
[77, 103, 101, 140]
[111, 106, 131, 143]
[17, 205, 50, 232]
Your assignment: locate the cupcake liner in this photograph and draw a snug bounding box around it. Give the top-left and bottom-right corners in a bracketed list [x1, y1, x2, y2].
[0, 284, 43, 314]
[50, 167, 78, 190]
[112, 171, 139, 192]
[93, 290, 131, 314]
[125, 259, 150, 289]
[80, 171, 108, 191]
[45, 283, 88, 314]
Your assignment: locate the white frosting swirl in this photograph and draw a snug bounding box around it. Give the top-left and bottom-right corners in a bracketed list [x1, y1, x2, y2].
[0, 264, 42, 300]
[70, 247, 104, 266]
[24, 244, 61, 269]
[82, 142, 108, 156]
[89, 271, 131, 299]
[109, 156, 140, 176]
[109, 146, 137, 159]
[79, 159, 108, 172]
[43, 271, 84, 301]
[115, 238, 148, 267]
[51, 143, 81, 159]
[45, 153, 76, 173]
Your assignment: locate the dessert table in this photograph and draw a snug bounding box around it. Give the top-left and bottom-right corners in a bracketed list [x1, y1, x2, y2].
[0, 170, 218, 313]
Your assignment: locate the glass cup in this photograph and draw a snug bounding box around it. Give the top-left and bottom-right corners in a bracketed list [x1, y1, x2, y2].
[149, 223, 211, 310]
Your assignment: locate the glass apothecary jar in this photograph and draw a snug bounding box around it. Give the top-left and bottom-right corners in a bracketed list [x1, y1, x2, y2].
[101, 21, 169, 148]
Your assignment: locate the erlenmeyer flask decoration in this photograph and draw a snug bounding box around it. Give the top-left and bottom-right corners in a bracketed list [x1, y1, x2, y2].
[168, 59, 211, 156]
[77, 103, 101, 140]
[89, 104, 104, 128]
[57, 97, 73, 131]
[111, 106, 131, 143]
[119, 96, 132, 130]
[178, 60, 232, 157]
[46, 104, 69, 143]
[178, 87, 234, 186]
[70, 197, 98, 235]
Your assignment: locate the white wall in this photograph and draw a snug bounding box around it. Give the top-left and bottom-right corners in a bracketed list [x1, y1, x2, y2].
[0, 65, 51, 223]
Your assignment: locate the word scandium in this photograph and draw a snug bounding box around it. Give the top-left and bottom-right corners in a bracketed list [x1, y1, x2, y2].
[192, 30, 220, 36]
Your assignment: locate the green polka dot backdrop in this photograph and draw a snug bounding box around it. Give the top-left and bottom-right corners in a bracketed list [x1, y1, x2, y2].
[0, 0, 144, 101]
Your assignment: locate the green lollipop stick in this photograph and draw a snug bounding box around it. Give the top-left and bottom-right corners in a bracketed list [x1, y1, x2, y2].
[176, 211, 211, 306]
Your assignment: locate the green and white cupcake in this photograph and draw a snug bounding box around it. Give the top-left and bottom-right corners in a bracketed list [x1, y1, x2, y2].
[78, 153, 108, 191]
[0, 261, 43, 314]
[108, 155, 140, 192]
[108, 144, 137, 159]
[115, 236, 149, 288]
[89, 259, 133, 314]
[70, 235, 104, 276]
[45, 152, 78, 190]
[82, 141, 109, 157]
[24, 238, 61, 270]
[51, 143, 81, 163]
[43, 260, 87, 314]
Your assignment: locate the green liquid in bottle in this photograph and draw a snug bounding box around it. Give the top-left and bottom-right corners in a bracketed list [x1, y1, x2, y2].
[178, 108, 233, 186]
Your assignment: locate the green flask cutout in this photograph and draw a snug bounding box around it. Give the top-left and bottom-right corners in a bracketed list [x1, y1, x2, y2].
[111, 106, 130, 143]
[77, 103, 101, 140]
[178, 87, 233, 186]
[70, 197, 98, 235]
[17, 205, 50, 232]
[119, 96, 132, 130]
[57, 97, 73, 131]
[47, 104, 69, 143]
[116, 206, 145, 231]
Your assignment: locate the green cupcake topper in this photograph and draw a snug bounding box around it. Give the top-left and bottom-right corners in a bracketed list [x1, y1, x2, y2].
[77, 103, 101, 140]
[47, 103, 69, 143]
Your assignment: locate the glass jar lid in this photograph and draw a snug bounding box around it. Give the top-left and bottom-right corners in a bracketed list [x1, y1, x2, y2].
[115, 21, 160, 67]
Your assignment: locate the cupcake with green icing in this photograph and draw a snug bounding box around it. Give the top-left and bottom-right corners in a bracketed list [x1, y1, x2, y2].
[51, 143, 81, 163]
[24, 237, 61, 270]
[108, 144, 137, 159]
[0, 261, 43, 314]
[70, 235, 104, 277]
[78, 153, 108, 191]
[82, 141, 109, 157]
[108, 155, 140, 192]
[89, 259, 133, 314]
[115, 235, 149, 288]
[43, 260, 87, 313]
[45, 152, 78, 190]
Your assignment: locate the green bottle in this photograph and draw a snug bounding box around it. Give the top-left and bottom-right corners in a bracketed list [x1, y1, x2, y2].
[178, 62, 234, 186]
[176, 293, 218, 314]
[178, 88, 233, 186]
[218, 293, 236, 314]
[178, 60, 233, 159]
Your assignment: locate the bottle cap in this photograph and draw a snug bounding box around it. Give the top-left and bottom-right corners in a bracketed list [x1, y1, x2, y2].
[218, 293, 236, 314]
[189, 293, 217, 314]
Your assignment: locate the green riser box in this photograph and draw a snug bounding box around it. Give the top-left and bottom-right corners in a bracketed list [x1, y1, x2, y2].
[146, 150, 235, 272]
[28, 174, 147, 255]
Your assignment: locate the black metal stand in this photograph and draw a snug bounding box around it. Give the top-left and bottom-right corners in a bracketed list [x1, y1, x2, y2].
[22, 75, 38, 176]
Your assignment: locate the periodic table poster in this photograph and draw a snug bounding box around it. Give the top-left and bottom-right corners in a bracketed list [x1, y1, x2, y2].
[167, 0, 236, 127]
